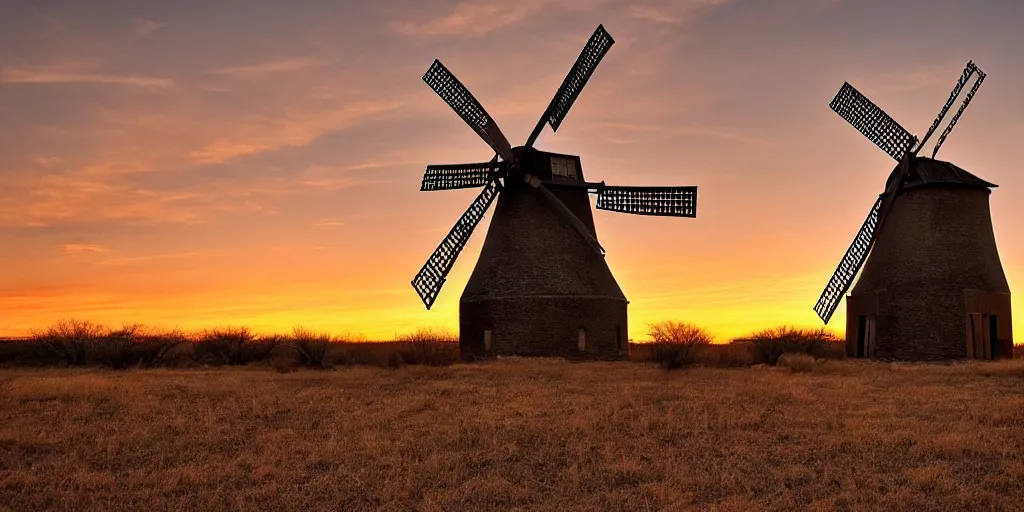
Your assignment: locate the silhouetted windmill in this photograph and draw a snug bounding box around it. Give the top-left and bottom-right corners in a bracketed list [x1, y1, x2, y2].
[411, 25, 698, 359]
[814, 61, 1013, 361]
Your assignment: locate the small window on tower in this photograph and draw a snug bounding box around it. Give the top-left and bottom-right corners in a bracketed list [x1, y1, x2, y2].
[550, 157, 578, 179]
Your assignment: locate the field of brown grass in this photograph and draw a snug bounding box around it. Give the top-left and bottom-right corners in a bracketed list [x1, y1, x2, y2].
[3, 358, 1024, 511]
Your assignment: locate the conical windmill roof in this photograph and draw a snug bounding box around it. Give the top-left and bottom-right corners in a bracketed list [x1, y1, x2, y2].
[903, 157, 997, 191]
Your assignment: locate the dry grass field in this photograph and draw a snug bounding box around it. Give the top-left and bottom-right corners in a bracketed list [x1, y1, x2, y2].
[3, 358, 1024, 511]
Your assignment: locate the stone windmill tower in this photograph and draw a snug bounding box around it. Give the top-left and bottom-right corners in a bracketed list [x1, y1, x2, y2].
[411, 25, 698, 360]
[814, 61, 1013, 361]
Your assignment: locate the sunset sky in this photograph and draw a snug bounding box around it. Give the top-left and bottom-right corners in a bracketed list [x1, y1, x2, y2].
[2, 0, 1022, 342]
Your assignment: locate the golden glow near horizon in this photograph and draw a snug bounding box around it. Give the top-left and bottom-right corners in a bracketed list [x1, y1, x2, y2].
[2, 1, 1023, 342]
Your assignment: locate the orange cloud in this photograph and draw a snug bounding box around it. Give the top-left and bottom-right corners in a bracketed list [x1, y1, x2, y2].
[393, 1, 548, 37]
[186, 100, 402, 164]
[628, 0, 730, 25]
[59, 244, 109, 255]
[0, 67, 172, 87]
[98, 251, 208, 267]
[208, 58, 325, 78]
[131, 19, 165, 36]
[311, 219, 346, 227]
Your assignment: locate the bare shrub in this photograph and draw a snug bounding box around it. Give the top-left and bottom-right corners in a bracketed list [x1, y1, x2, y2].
[89, 324, 187, 369]
[647, 321, 715, 370]
[394, 328, 459, 366]
[701, 343, 754, 368]
[1014, 344, 1023, 359]
[746, 326, 837, 366]
[386, 351, 405, 369]
[31, 319, 107, 366]
[778, 352, 817, 373]
[193, 327, 277, 366]
[292, 327, 334, 369]
[90, 324, 141, 369]
[137, 330, 187, 368]
[0, 339, 34, 365]
[811, 341, 848, 361]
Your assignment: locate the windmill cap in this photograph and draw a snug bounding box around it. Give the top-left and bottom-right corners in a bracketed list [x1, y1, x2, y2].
[901, 157, 997, 191]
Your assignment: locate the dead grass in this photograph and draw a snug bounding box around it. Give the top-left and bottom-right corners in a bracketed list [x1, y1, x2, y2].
[1, 359, 1023, 511]
[777, 352, 818, 373]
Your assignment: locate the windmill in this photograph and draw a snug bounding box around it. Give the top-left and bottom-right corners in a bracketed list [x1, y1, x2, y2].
[411, 25, 698, 359]
[814, 61, 1013, 361]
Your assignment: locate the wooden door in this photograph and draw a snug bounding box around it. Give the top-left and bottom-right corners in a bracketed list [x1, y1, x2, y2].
[967, 313, 986, 359]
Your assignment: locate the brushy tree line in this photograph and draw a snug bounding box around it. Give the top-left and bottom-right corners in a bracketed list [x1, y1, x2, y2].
[635, 320, 847, 372]
[0, 319, 461, 370]
[2, 318, 1018, 372]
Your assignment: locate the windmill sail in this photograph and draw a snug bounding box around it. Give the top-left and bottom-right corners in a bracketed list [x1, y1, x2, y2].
[918, 61, 980, 151]
[596, 185, 697, 217]
[525, 25, 615, 147]
[931, 66, 986, 158]
[411, 179, 500, 308]
[830, 82, 915, 161]
[422, 60, 515, 163]
[421, 162, 498, 191]
[813, 197, 883, 323]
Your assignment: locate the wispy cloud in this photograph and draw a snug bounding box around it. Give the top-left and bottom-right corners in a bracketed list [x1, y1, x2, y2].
[186, 100, 402, 164]
[0, 67, 172, 87]
[299, 178, 390, 190]
[209, 58, 325, 78]
[589, 122, 772, 147]
[296, 162, 402, 190]
[675, 125, 773, 147]
[629, 5, 685, 24]
[393, 1, 547, 37]
[32, 156, 64, 167]
[629, 0, 732, 25]
[99, 251, 207, 267]
[867, 65, 954, 95]
[311, 218, 346, 227]
[59, 244, 109, 255]
[132, 19, 165, 36]
[0, 166, 282, 229]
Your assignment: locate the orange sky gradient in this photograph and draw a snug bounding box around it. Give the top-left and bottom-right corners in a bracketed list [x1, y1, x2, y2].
[2, 0, 1023, 342]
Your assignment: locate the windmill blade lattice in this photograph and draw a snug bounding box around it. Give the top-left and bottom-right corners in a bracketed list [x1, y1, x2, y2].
[411, 179, 500, 308]
[422, 60, 515, 162]
[814, 196, 884, 323]
[596, 186, 697, 217]
[421, 161, 499, 191]
[529, 25, 615, 145]
[830, 82, 915, 161]
[918, 61, 979, 151]
[931, 66, 986, 158]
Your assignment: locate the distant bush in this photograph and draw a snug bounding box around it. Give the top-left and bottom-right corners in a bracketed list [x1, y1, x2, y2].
[811, 341, 847, 361]
[292, 327, 334, 369]
[193, 327, 278, 366]
[647, 321, 715, 370]
[91, 324, 186, 369]
[19, 320, 188, 368]
[745, 326, 839, 366]
[393, 328, 459, 366]
[700, 343, 755, 368]
[1015, 344, 1023, 359]
[30, 319, 107, 366]
[0, 339, 35, 365]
